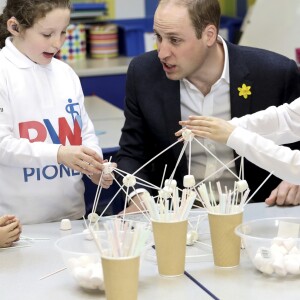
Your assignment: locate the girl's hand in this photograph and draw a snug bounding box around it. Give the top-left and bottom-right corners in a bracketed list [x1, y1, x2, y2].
[176, 115, 235, 144]
[0, 216, 22, 248]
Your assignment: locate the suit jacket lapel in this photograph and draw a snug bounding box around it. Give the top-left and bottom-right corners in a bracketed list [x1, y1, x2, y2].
[161, 79, 181, 140]
[160, 78, 188, 173]
[227, 42, 253, 118]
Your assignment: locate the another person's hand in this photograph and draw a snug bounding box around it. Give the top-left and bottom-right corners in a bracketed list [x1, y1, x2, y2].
[89, 162, 117, 189]
[265, 181, 300, 206]
[118, 194, 146, 215]
[176, 116, 235, 144]
[57, 145, 104, 176]
[0, 215, 22, 248]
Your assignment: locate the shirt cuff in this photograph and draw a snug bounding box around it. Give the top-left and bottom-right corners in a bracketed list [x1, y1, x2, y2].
[129, 188, 148, 199]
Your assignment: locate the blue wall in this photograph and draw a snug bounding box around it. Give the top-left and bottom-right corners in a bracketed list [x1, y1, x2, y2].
[145, 0, 159, 17]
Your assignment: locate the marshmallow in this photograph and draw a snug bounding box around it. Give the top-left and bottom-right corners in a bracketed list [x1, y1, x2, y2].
[83, 228, 94, 240]
[259, 262, 274, 275]
[284, 256, 300, 275]
[270, 243, 287, 258]
[102, 162, 115, 174]
[164, 179, 177, 189]
[163, 186, 173, 195]
[283, 238, 296, 252]
[236, 180, 249, 193]
[182, 129, 194, 141]
[88, 212, 99, 223]
[60, 219, 72, 230]
[158, 188, 172, 199]
[183, 175, 195, 188]
[272, 237, 284, 246]
[90, 266, 104, 289]
[70, 260, 104, 290]
[253, 252, 265, 269]
[273, 257, 287, 276]
[289, 246, 300, 255]
[122, 174, 136, 187]
[186, 230, 199, 246]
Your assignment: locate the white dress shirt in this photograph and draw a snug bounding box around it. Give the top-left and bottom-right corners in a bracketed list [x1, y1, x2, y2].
[180, 36, 237, 196]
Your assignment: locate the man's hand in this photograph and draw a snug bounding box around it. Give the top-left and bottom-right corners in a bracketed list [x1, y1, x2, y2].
[119, 194, 146, 214]
[265, 181, 300, 206]
[89, 163, 117, 189]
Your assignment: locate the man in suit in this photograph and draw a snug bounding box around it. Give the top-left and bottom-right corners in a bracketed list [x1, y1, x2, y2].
[116, 0, 300, 212]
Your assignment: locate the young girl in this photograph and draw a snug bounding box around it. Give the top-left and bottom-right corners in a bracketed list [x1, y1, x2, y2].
[0, 215, 21, 248]
[0, 0, 115, 224]
[177, 97, 300, 205]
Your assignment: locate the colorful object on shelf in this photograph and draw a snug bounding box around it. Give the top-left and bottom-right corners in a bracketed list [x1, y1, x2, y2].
[89, 24, 118, 59]
[56, 24, 86, 62]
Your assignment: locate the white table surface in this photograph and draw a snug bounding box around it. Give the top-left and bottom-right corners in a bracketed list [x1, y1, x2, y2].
[84, 96, 124, 151]
[186, 203, 300, 300]
[1, 203, 300, 300]
[0, 219, 210, 300]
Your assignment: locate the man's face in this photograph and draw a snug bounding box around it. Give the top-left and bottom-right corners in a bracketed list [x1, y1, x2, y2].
[153, 3, 209, 81]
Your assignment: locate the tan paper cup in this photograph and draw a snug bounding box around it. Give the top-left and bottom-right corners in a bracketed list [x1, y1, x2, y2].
[152, 219, 188, 276]
[208, 210, 243, 268]
[101, 255, 140, 300]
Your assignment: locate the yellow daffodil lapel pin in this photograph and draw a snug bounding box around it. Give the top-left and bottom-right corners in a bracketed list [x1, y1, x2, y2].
[238, 83, 252, 99]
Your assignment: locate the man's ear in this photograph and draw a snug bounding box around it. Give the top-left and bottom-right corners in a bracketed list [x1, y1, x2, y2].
[203, 24, 217, 47]
[7, 17, 20, 35]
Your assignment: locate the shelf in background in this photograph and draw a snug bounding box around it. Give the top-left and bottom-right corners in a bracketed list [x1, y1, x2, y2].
[71, 2, 107, 20]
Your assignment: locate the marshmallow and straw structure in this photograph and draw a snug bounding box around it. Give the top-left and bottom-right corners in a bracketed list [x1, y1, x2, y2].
[89, 128, 274, 220]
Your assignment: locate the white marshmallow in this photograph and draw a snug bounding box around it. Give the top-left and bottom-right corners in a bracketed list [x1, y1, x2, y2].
[236, 180, 249, 192]
[289, 246, 300, 255]
[253, 252, 264, 269]
[158, 189, 171, 199]
[273, 257, 287, 276]
[183, 175, 195, 188]
[164, 179, 177, 189]
[102, 162, 115, 174]
[270, 243, 285, 259]
[186, 230, 199, 246]
[73, 266, 92, 281]
[163, 186, 173, 195]
[60, 219, 72, 230]
[283, 238, 296, 252]
[284, 255, 300, 275]
[88, 212, 99, 223]
[83, 228, 94, 240]
[272, 237, 284, 246]
[90, 264, 104, 290]
[259, 262, 274, 275]
[182, 129, 194, 141]
[122, 174, 136, 187]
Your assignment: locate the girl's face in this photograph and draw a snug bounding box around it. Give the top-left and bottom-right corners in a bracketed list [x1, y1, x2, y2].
[13, 8, 70, 65]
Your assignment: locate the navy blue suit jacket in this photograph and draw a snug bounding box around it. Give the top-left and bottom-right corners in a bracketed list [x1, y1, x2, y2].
[116, 41, 300, 202]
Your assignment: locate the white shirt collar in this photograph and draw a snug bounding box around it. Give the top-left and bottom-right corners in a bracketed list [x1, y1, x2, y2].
[2, 37, 52, 70]
[182, 35, 230, 88]
[218, 35, 230, 84]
